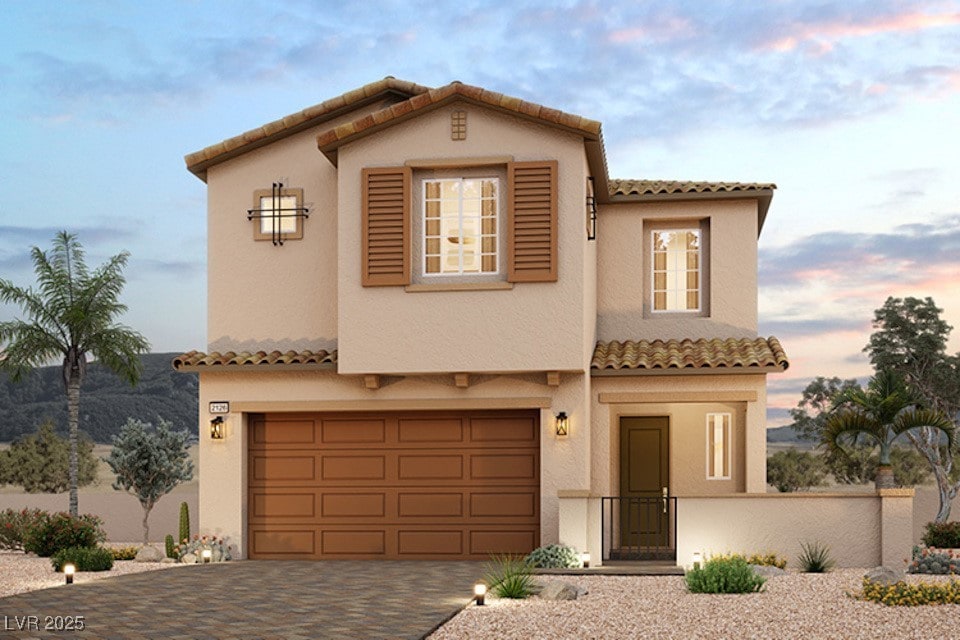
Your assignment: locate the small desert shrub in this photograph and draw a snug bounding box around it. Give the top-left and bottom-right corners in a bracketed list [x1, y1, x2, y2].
[525, 544, 581, 568]
[798, 541, 835, 573]
[908, 546, 960, 575]
[110, 545, 139, 561]
[51, 546, 114, 572]
[483, 554, 536, 599]
[685, 555, 765, 594]
[173, 534, 233, 562]
[767, 449, 826, 492]
[922, 522, 960, 549]
[23, 513, 105, 557]
[742, 553, 787, 569]
[0, 508, 47, 551]
[858, 578, 960, 606]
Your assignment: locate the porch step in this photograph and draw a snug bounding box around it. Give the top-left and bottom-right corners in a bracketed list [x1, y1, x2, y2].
[535, 562, 684, 576]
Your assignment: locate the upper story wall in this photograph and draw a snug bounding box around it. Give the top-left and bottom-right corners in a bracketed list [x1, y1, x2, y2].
[596, 199, 759, 341]
[337, 103, 591, 375]
[204, 103, 399, 352]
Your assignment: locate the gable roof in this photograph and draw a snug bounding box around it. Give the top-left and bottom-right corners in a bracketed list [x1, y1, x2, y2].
[184, 77, 431, 181]
[591, 337, 788, 374]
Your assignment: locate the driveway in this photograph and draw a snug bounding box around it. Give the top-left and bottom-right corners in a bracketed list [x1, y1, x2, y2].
[0, 561, 483, 640]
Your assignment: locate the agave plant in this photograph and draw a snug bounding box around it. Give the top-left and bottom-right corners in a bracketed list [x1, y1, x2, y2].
[821, 370, 954, 489]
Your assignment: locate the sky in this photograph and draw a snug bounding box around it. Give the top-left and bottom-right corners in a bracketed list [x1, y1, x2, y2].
[1, 0, 959, 427]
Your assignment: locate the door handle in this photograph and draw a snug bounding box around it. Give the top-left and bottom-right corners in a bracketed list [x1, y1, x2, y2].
[662, 487, 668, 513]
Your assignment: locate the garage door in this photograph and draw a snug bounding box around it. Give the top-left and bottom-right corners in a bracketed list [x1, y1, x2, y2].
[247, 410, 540, 559]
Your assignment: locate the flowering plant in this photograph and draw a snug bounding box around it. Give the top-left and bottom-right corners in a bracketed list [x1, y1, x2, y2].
[0, 508, 47, 551]
[173, 533, 233, 563]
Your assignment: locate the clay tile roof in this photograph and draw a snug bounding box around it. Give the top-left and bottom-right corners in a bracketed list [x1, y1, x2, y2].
[316, 81, 603, 163]
[185, 77, 432, 180]
[608, 180, 776, 197]
[171, 349, 337, 371]
[591, 337, 788, 373]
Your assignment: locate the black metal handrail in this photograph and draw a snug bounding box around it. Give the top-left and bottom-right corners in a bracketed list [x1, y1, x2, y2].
[602, 496, 677, 561]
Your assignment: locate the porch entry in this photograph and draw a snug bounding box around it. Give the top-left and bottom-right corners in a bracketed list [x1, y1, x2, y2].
[603, 416, 677, 561]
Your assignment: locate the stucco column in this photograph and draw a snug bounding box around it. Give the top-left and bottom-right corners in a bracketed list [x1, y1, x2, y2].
[198, 406, 247, 558]
[879, 488, 914, 569]
[744, 384, 768, 493]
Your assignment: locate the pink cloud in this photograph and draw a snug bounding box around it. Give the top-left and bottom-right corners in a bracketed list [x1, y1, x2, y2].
[760, 10, 960, 53]
[608, 16, 695, 44]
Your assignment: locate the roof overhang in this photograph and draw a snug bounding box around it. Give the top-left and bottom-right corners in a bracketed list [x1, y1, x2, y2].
[607, 188, 775, 235]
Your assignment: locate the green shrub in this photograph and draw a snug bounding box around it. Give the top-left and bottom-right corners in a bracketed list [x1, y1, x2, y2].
[0, 508, 47, 551]
[798, 541, 835, 573]
[685, 555, 765, 594]
[525, 544, 581, 568]
[179, 501, 190, 544]
[743, 552, 787, 569]
[483, 554, 536, 599]
[165, 534, 176, 559]
[23, 512, 105, 557]
[858, 577, 960, 605]
[767, 449, 826, 492]
[51, 546, 114, 572]
[922, 522, 960, 549]
[110, 545, 139, 561]
[4, 422, 98, 493]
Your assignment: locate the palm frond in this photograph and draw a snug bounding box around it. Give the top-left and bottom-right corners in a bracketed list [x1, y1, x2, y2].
[87, 326, 150, 386]
[0, 321, 64, 381]
[821, 410, 883, 458]
[892, 408, 955, 450]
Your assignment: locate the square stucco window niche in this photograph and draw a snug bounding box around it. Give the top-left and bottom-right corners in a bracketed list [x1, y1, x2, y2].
[248, 184, 308, 245]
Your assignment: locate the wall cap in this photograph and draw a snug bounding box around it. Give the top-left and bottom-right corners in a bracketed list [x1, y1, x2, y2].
[676, 492, 880, 499]
[557, 490, 593, 499]
[877, 488, 915, 498]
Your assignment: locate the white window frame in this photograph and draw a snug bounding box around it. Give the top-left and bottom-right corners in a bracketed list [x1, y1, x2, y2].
[706, 413, 732, 480]
[650, 228, 701, 313]
[421, 177, 500, 277]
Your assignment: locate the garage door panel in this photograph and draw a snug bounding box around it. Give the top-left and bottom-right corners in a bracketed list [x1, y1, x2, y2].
[322, 530, 386, 555]
[397, 418, 465, 443]
[251, 491, 316, 518]
[397, 492, 464, 517]
[321, 419, 387, 444]
[470, 453, 537, 480]
[252, 455, 317, 482]
[470, 491, 537, 518]
[249, 410, 539, 559]
[321, 455, 386, 480]
[321, 492, 386, 518]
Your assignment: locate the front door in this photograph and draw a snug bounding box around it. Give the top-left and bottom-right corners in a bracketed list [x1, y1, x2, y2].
[619, 417, 670, 551]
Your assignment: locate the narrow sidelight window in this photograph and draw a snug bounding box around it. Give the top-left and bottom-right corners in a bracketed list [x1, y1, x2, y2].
[706, 413, 731, 480]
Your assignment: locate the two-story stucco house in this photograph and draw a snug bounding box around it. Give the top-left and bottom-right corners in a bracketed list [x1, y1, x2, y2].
[175, 77, 791, 563]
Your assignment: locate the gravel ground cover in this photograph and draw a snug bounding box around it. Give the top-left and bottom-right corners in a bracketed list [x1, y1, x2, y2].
[0, 545, 184, 599]
[430, 569, 960, 640]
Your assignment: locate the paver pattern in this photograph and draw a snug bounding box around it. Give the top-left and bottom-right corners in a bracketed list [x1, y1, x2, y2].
[0, 560, 482, 640]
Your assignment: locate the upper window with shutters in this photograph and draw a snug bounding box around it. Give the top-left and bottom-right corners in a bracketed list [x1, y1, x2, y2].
[361, 161, 558, 288]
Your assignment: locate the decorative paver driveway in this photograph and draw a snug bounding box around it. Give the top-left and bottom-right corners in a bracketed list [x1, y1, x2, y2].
[0, 561, 483, 640]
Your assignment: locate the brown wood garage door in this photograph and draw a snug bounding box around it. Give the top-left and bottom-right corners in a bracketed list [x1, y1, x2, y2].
[247, 410, 540, 559]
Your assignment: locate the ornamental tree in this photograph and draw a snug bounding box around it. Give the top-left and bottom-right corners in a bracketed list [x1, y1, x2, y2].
[5, 421, 97, 492]
[107, 418, 194, 545]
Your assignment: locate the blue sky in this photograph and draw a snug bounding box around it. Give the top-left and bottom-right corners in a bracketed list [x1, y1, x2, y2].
[2, 0, 959, 424]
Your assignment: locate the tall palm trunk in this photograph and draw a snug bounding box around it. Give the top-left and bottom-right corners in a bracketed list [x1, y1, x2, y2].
[66, 370, 80, 517]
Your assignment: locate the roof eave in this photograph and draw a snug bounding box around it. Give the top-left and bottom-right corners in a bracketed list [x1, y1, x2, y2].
[173, 362, 338, 373]
[607, 188, 775, 236]
[591, 364, 787, 377]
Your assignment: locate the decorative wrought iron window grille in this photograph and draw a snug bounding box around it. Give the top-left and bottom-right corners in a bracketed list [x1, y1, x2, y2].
[586, 176, 598, 241]
[247, 182, 310, 246]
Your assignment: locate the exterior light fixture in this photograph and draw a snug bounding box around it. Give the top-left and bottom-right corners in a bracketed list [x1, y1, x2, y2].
[210, 416, 224, 440]
[555, 412, 569, 438]
[474, 582, 487, 606]
[202, 549, 212, 564]
[692, 551, 702, 571]
[581, 552, 591, 569]
[64, 563, 76, 585]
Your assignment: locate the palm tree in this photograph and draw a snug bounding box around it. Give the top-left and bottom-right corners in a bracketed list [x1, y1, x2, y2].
[0, 232, 149, 516]
[822, 370, 954, 489]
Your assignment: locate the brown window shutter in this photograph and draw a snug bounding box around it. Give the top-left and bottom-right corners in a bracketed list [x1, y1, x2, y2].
[507, 160, 558, 282]
[362, 167, 411, 286]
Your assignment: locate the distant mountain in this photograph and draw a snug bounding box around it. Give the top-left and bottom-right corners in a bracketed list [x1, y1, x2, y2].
[0, 353, 198, 443]
[767, 424, 815, 444]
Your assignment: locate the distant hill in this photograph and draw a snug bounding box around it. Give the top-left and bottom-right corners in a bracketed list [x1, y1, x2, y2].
[767, 424, 815, 444]
[0, 353, 198, 443]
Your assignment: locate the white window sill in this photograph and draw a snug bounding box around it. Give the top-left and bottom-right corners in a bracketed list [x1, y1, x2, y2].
[405, 282, 514, 293]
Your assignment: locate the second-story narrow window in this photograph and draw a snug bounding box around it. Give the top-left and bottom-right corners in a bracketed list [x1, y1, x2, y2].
[652, 229, 700, 312]
[423, 178, 499, 275]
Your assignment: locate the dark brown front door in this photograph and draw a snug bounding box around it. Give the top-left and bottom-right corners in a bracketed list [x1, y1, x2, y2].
[619, 417, 669, 549]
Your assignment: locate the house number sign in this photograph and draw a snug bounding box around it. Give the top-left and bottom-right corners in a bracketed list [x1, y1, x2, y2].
[209, 402, 230, 414]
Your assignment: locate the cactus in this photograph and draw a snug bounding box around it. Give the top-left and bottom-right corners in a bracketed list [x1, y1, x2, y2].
[179, 502, 190, 544]
[165, 534, 175, 559]
[908, 546, 960, 575]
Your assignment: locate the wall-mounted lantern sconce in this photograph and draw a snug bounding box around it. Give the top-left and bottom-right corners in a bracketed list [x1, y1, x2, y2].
[555, 412, 570, 438]
[474, 582, 487, 606]
[64, 563, 75, 585]
[210, 416, 225, 440]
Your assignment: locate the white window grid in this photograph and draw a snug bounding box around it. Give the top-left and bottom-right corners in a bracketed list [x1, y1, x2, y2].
[651, 229, 701, 313]
[421, 177, 499, 276]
